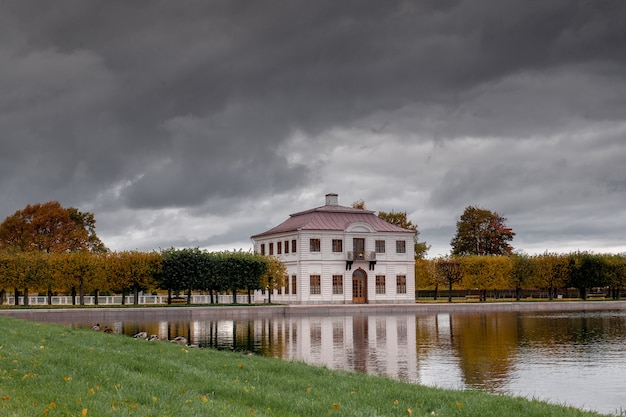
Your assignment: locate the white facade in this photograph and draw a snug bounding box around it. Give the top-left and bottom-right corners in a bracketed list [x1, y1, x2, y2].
[251, 194, 416, 305]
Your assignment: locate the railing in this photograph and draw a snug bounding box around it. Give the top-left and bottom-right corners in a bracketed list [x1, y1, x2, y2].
[4, 294, 255, 306]
[346, 251, 376, 261]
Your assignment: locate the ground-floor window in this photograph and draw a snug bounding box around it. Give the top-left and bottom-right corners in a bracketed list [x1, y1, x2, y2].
[376, 275, 386, 294]
[310, 275, 321, 295]
[291, 275, 297, 294]
[332, 275, 343, 295]
[285, 276, 289, 294]
[396, 275, 407, 294]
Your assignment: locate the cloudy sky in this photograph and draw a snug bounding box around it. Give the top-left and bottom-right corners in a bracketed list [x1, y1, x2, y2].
[1, 0, 625, 257]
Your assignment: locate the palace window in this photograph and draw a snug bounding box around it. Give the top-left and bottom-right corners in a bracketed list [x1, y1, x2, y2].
[332, 239, 343, 253]
[291, 274, 297, 294]
[291, 239, 297, 253]
[260, 244, 265, 256]
[396, 275, 407, 294]
[376, 275, 386, 294]
[284, 240, 289, 254]
[310, 275, 321, 295]
[310, 238, 321, 252]
[269, 242, 274, 255]
[375, 240, 386, 253]
[396, 240, 406, 254]
[277, 241, 282, 254]
[332, 275, 343, 295]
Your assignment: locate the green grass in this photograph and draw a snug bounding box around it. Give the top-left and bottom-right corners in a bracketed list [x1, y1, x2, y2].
[0, 316, 611, 417]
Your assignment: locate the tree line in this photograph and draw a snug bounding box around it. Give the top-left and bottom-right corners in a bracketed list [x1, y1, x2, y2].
[416, 252, 626, 301]
[0, 248, 286, 306]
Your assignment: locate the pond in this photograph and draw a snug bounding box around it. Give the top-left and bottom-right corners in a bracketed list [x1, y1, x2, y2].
[22, 308, 626, 415]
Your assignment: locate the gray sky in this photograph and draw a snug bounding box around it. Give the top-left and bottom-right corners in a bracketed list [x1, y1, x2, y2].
[1, 0, 625, 257]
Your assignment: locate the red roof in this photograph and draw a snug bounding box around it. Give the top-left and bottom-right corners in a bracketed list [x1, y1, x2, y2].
[251, 203, 415, 238]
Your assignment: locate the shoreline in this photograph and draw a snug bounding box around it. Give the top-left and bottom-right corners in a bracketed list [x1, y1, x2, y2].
[1, 300, 624, 322]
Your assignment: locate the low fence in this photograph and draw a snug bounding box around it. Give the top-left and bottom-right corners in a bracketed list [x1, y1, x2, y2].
[4, 294, 255, 306]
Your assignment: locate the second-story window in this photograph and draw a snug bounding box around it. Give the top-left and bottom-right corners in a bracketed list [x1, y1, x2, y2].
[310, 238, 321, 252]
[269, 242, 274, 255]
[284, 240, 289, 254]
[292, 239, 297, 253]
[332, 239, 343, 253]
[396, 240, 406, 254]
[277, 241, 282, 254]
[375, 240, 386, 253]
[260, 244, 266, 255]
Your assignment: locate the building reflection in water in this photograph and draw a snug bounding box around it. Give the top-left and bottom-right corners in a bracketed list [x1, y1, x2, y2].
[68, 310, 626, 415]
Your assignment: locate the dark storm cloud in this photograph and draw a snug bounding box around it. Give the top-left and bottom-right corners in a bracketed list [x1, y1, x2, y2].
[1, 0, 625, 253]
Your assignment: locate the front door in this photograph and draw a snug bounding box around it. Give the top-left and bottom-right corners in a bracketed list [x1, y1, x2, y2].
[352, 268, 367, 304]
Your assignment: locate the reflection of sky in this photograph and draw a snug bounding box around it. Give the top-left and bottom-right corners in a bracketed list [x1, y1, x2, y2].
[506, 342, 626, 414]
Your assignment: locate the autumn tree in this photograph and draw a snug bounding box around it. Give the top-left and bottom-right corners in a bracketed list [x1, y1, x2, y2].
[528, 253, 570, 300]
[108, 251, 161, 305]
[259, 255, 288, 303]
[435, 257, 464, 302]
[450, 206, 515, 256]
[461, 255, 512, 301]
[352, 201, 429, 259]
[0, 201, 107, 253]
[377, 210, 430, 259]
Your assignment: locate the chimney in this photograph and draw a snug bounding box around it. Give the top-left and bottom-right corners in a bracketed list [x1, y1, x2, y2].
[325, 193, 339, 206]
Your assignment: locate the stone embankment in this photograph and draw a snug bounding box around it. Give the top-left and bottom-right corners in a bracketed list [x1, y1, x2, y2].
[1, 300, 624, 322]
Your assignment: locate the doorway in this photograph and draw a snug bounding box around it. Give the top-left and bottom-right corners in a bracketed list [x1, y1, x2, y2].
[352, 268, 367, 303]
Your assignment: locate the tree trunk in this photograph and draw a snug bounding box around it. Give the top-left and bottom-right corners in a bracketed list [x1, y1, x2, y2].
[187, 287, 192, 305]
[516, 286, 521, 301]
[47, 286, 52, 305]
[14, 288, 19, 305]
[23, 287, 29, 306]
[133, 285, 139, 305]
[79, 284, 85, 306]
[0, 289, 6, 305]
[448, 282, 453, 303]
[71, 286, 77, 305]
[121, 289, 126, 305]
[268, 287, 272, 304]
[232, 287, 237, 304]
[94, 289, 99, 306]
[247, 288, 252, 304]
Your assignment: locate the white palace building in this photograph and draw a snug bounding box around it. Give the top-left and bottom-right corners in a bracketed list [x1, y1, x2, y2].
[251, 194, 416, 304]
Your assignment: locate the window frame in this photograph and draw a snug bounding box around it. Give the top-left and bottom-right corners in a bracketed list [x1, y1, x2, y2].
[310, 274, 321, 295]
[332, 274, 343, 295]
[396, 274, 407, 294]
[375, 240, 386, 253]
[310, 238, 321, 252]
[376, 275, 386, 294]
[332, 239, 343, 253]
[396, 240, 406, 254]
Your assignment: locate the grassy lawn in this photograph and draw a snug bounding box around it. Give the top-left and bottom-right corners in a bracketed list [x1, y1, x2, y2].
[0, 316, 611, 417]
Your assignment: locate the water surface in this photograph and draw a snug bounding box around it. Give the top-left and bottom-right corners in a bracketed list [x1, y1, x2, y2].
[63, 310, 626, 415]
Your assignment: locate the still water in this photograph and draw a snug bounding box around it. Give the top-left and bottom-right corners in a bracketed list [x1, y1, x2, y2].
[71, 310, 626, 415]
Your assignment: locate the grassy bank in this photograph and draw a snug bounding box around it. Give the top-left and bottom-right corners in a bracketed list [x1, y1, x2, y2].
[0, 317, 610, 417]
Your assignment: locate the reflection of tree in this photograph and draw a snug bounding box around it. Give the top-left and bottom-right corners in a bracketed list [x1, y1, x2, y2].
[450, 312, 520, 390]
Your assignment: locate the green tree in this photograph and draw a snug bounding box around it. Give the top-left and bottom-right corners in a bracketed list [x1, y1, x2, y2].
[451, 206, 515, 256]
[568, 252, 606, 300]
[510, 253, 533, 301]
